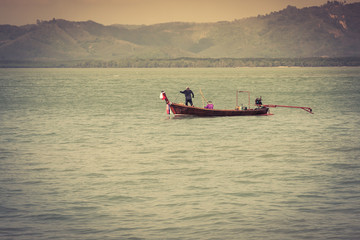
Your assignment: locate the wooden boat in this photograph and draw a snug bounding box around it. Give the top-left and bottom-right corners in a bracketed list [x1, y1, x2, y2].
[160, 90, 270, 117]
[167, 102, 269, 116]
[160, 90, 313, 116]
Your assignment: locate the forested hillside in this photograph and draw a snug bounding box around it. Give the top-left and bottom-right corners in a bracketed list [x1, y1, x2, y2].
[0, 1, 359, 63]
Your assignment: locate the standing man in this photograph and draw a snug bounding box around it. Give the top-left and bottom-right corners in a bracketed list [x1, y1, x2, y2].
[180, 87, 195, 106]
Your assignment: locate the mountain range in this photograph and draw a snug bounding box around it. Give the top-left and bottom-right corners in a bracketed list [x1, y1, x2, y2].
[0, 1, 359, 61]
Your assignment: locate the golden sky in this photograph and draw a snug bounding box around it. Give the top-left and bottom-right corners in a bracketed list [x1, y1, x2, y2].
[0, 0, 359, 26]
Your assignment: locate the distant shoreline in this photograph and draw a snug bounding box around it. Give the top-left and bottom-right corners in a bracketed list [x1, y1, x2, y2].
[1, 57, 359, 68]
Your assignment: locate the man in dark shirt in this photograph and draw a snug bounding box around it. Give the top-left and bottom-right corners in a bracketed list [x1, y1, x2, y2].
[180, 87, 195, 106]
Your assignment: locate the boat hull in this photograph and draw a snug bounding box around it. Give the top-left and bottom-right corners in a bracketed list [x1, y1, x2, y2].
[169, 103, 269, 117]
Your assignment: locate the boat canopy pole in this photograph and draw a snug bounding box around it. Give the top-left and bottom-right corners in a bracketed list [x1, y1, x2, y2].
[237, 90, 250, 109]
[263, 104, 313, 114]
[199, 88, 208, 107]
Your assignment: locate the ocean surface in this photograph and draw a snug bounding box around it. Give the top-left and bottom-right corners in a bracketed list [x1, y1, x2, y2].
[0, 67, 359, 240]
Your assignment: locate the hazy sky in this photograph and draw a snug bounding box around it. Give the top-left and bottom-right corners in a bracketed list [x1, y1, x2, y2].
[1, 0, 359, 26]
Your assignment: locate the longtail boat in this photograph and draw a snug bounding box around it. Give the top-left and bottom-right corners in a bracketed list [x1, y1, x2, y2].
[160, 90, 313, 117]
[160, 90, 270, 117]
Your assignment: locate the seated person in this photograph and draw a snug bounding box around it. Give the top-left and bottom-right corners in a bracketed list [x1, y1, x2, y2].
[255, 97, 262, 106]
[204, 101, 214, 109]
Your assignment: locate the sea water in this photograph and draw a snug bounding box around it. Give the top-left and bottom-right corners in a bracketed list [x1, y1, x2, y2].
[0, 67, 359, 240]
